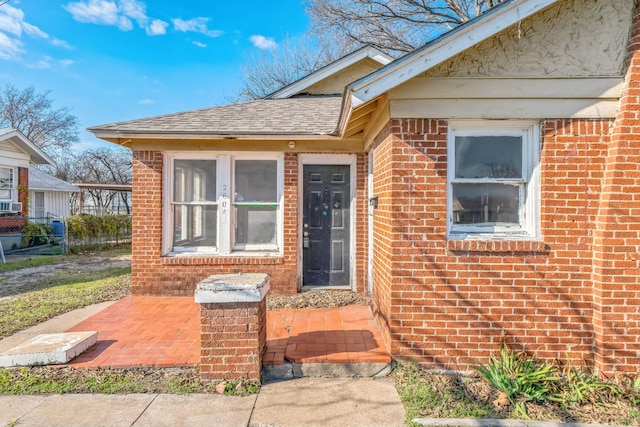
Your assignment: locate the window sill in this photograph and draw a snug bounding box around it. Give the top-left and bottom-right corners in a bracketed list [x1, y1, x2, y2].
[162, 252, 284, 266]
[447, 237, 547, 253]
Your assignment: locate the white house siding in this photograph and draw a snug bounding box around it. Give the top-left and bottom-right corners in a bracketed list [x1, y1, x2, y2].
[28, 190, 72, 219]
[0, 139, 31, 168]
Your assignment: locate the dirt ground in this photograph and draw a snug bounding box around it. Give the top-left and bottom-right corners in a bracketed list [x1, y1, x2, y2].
[0, 253, 131, 298]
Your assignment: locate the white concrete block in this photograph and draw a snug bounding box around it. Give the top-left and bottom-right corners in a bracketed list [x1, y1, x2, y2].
[0, 331, 97, 367]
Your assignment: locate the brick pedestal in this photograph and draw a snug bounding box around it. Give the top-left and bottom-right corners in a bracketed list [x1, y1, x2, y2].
[195, 273, 269, 381]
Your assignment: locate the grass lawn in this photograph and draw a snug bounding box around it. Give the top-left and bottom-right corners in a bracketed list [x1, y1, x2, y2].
[0, 267, 130, 339]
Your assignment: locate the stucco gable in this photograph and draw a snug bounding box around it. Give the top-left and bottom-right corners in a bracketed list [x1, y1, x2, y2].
[426, 0, 634, 78]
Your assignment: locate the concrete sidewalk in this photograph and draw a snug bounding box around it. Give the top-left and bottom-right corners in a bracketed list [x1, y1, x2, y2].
[1, 377, 406, 427]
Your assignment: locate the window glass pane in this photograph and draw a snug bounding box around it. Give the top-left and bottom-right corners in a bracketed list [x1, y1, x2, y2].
[174, 160, 216, 202]
[0, 189, 10, 199]
[455, 136, 522, 179]
[452, 183, 520, 225]
[235, 206, 277, 245]
[0, 168, 12, 188]
[173, 205, 218, 248]
[235, 160, 277, 202]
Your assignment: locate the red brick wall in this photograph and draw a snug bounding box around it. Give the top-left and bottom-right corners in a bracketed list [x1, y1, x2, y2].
[369, 118, 614, 371]
[131, 151, 367, 296]
[199, 300, 266, 381]
[591, 1, 640, 373]
[18, 167, 28, 216]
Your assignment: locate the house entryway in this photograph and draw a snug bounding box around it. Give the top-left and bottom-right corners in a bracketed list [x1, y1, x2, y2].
[302, 164, 351, 288]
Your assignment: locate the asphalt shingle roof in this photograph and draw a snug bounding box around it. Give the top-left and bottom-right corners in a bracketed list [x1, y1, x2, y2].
[89, 96, 342, 136]
[28, 166, 79, 192]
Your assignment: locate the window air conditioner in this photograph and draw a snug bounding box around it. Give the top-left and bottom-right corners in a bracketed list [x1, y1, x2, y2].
[0, 201, 22, 212]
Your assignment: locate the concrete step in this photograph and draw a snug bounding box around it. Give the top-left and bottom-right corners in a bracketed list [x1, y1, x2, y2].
[0, 331, 97, 367]
[262, 361, 392, 381]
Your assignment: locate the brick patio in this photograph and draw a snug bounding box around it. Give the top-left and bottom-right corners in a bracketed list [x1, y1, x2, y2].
[65, 296, 391, 369]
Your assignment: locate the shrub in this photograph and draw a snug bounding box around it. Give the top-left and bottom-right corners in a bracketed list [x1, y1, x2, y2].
[21, 221, 54, 248]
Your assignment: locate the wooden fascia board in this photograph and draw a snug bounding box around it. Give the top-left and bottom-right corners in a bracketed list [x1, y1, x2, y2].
[127, 137, 364, 153]
[347, 0, 559, 109]
[363, 95, 390, 152]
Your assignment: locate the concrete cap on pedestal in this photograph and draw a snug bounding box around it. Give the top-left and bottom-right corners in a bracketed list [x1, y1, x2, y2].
[194, 273, 270, 303]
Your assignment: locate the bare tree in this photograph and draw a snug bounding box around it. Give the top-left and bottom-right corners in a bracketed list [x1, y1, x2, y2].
[235, 0, 505, 100]
[234, 36, 341, 101]
[306, 0, 506, 56]
[0, 84, 79, 156]
[57, 147, 132, 215]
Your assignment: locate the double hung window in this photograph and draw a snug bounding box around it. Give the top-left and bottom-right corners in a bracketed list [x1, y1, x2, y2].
[448, 121, 540, 238]
[166, 154, 282, 255]
[0, 167, 15, 201]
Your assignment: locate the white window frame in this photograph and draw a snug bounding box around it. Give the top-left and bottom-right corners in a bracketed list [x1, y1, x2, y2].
[447, 120, 540, 239]
[232, 156, 281, 252]
[0, 166, 16, 202]
[163, 152, 284, 256]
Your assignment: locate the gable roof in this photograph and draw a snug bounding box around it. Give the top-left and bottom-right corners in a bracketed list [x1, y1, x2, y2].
[339, 0, 560, 130]
[89, 95, 342, 140]
[0, 128, 55, 166]
[28, 166, 78, 192]
[268, 46, 392, 99]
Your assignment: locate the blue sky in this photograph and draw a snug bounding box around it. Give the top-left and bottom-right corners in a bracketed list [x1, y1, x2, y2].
[0, 0, 309, 151]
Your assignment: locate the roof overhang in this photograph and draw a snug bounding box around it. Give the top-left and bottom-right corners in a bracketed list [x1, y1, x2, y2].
[0, 128, 55, 166]
[338, 0, 560, 135]
[268, 46, 393, 99]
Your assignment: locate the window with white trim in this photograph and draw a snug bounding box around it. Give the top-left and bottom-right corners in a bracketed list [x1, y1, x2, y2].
[0, 167, 15, 201]
[165, 154, 283, 255]
[447, 121, 540, 238]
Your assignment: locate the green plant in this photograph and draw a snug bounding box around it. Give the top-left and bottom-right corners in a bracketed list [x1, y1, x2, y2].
[21, 221, 54, 247]
[556, 363, 618, 406]
[632, 376, 640, 406]
[475, 343, 560, 418]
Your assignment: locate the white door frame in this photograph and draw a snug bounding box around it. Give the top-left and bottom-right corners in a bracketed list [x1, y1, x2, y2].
[297, 154, 357, 291]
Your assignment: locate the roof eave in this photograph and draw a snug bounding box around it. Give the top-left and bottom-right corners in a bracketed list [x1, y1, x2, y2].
[268, 46, 393, 99]
[344, 0, 559, 110]
[90, 131, 343, 142]
[0, 128, 55, 166]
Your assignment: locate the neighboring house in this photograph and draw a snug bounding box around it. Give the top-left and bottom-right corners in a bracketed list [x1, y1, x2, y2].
[0, 129, 54, 250]
[89, 0, 640, 374]
[28, 166, 79, 219]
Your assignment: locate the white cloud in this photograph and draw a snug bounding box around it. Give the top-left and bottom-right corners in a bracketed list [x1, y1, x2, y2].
[64, 0, 152, 32]
[192, 41, 206, 48]
[249, 34, 277, 50]
[52, 38, 73, 49]
[0, 32, 23, 60]
[137, 98, 154, 105]
[27, 55, 53, 69]
[64, 0, 124, 28]
[0, 4, 48, 60]
[172, 17, 222, 38]
[146, 19, 168, 36]
[59, 59, 74, 67]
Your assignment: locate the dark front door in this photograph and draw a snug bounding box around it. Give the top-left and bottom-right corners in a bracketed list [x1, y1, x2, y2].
[303, 165, 350, 287]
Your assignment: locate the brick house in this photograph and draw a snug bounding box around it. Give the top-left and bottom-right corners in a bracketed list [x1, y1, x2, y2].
[90, 0, 640, 374]
[0, 129, 54, 251]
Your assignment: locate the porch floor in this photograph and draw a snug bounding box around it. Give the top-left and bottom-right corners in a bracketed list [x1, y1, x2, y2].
[65, 296, 391, 369]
